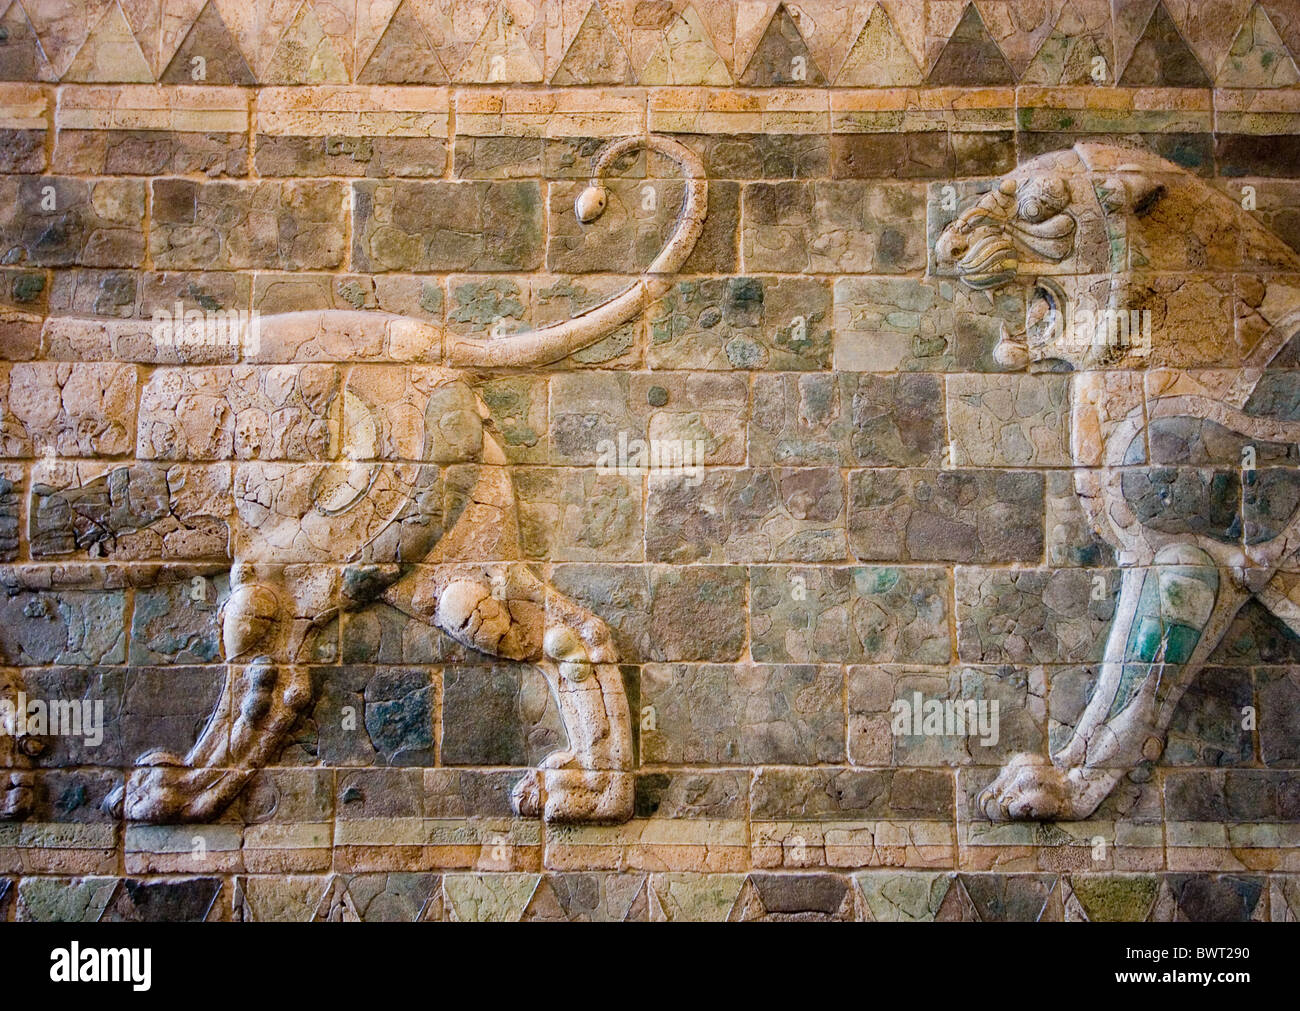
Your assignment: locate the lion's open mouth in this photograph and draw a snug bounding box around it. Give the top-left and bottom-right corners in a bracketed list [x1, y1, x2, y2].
[991, 279, 1073, 373]
[956, 234, 1018, 289]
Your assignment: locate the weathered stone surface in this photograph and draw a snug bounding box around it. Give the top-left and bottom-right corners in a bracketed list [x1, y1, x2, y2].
[522, 873, 648, 921]
[46, 269, 247, 324]
[833, 277, 954, 372]
[57, 130, 248, 178]
[743, 180, 927, 273]
[546, 369, 747, 465]
[0, 177, 145, 267]
[640, 663, 844, 765]
[3, 363, 137, 457]
[833, 131, 1015, 180]
[151, 180, 346, 271]
[849, 665, 1046, 766]
[440, 664, 565, 766]
[129, 573, 228, 665]
[0, 129, 45, 174]
[0, 591, 127, 665]
[340, 602, 465, 665]
[1256, 667, 1300, 766]
[673, 133, 829, 179]
[258, 136, 447, 180]
[121, 666, 226, 762]
[515, 468, 642, 561]
[750, 565, 950, 664]
[549, 563, 653, 662]
[29, 463, 231, 561]
[0, 464, 20, 559]
[927, 3, 1015, 85]
[1045, 470, 1116, 568]
[354, 180, 543, 272]
[647, 565, 747, 662]
[22, 877, 223, 922]
[648, 277, 831, 370]
[729, 872, 855, 920]
[849, 470, 1045, 563]
[310, 666, 438, 766]
[956, 567, 1115, 664]
[548, 178, 737, 274]
[946, 374, 1071, 467]
[252, 273, 441, 321]
[751, 373, 944, 466]
[647, 873, 746, 921]
[646, 468, 845, 563]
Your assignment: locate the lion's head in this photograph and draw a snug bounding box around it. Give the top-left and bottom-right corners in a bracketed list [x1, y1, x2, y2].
[934, 143, 1300, 374]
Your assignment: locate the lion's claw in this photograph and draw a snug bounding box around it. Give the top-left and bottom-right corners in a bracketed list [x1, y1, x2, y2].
[0, 770, 35, 820]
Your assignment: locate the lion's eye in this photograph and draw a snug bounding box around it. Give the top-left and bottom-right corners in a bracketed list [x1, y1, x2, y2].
[1021, 197, 1045, 221]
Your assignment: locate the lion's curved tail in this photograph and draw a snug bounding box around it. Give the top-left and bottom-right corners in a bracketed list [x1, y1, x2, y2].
[28, 134, 707, 372]
[446, 133, 707, 368]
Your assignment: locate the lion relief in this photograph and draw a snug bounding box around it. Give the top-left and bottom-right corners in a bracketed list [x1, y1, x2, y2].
[935, 143, 1300, 821]
[0, 134, 707, 828]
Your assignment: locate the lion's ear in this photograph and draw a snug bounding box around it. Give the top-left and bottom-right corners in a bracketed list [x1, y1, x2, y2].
[1098, 174, 1166, 216]
[1128, 178, 1166, 216]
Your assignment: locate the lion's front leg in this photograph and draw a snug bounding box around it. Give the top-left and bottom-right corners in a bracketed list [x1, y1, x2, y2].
[0, 669, 36, 820]
[982, 545, 1250, 821]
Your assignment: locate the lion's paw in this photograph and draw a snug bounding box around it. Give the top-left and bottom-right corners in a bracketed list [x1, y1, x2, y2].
[978, 753, 1090, 822]
[510, 751, 577, 818]
[511, 762, 632, 824]
[107, 752, 251, 824]
[1, 770, 35, 820]
[511, 770, 543, 818]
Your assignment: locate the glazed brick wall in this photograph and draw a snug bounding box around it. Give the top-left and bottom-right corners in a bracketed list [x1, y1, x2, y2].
[1, 0, 1299, 922]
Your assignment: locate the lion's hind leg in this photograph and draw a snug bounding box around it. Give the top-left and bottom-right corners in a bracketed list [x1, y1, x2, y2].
[399, 564, 633, 823]
[510, 621, 634, 824]
[982, 545, 1250, 821]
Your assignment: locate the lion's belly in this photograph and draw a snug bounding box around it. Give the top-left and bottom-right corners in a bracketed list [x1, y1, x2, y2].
[232, 460, 446, 564]
[1120, 408, 1300, 547]
[30, 363, 485, 567]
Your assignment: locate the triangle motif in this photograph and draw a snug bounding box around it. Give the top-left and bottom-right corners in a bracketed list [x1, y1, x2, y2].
[1022, 31, 1106, 85]
[1068, 875, 1161, 922]
[1022, 7, 1110, 85]
[1218, 2, 1300, 86]
[313, 877, 362, 922]
[934, 877, 978, 921]
[443, 873, 539, 922]
[160, 0, 254, 84]
[1119, 0, 1210, 86]
[358, 0, 448, 83]
[551, 2, 634, 85]
[0, 1, 52, 81]
[456, 2, 543, 83]
[835, 4, 922, 86]
[265, 0, 348, 84]
[520, 877, 567, 921]
[739, 3, 826, 86]
[64, 0, 153, 82]
[927, 2, 1015, 85]
[638, 3, 731, 85]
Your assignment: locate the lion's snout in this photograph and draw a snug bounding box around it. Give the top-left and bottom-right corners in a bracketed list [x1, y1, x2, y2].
[934, 224, 968, 266]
